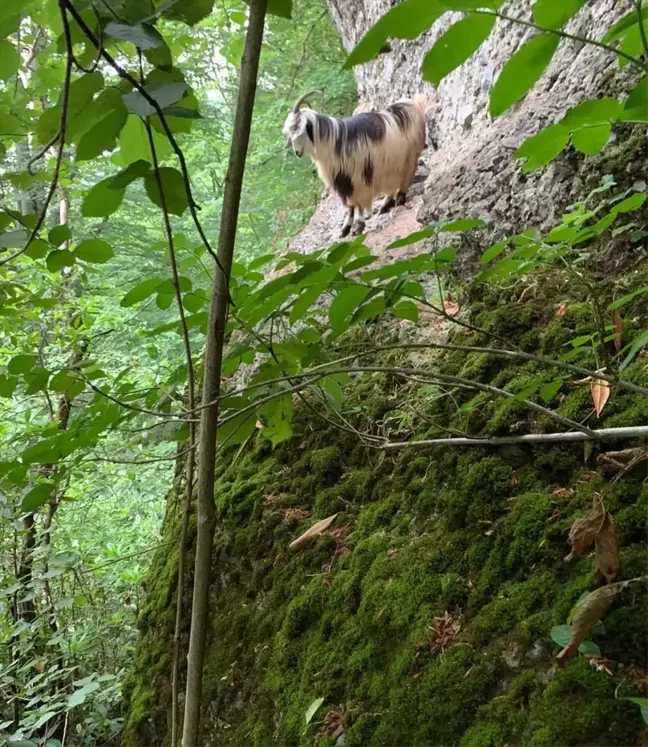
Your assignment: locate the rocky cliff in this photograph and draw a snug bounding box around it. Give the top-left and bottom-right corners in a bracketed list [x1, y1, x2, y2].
[123, 4, 648, 745]
[293, 0, 645, 266]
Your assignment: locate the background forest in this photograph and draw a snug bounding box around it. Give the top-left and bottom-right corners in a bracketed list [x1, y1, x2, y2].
[0, 0, 354, 742]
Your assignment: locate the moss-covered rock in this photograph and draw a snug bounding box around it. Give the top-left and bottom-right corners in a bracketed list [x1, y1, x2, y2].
[124, 264, 648, 746]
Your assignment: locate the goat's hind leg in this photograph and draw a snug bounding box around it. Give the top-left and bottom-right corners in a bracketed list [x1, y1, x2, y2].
[340, 206, 355, 238]
[378, 194, 396, 214]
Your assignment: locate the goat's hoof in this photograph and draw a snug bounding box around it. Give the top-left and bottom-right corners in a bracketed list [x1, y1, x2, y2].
[379, 198, 395, 214]
[352, 221, 366, 236]
[340, 224, 352, 238]
[395, 192, 407, 207]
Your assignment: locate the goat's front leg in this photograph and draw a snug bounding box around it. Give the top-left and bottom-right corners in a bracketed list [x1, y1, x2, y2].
[352, 207, 367, 236]
[340, 205, 355, 238]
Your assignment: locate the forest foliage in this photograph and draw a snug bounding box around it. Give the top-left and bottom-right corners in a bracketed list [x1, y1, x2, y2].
[0, 0, 647, 744]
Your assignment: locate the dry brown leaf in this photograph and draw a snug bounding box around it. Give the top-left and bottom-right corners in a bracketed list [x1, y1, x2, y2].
[444, 295, 459, 316]
[289, 513, 338, 552]
[556, 303, 568, 317]
[611, 310, 623, 352]
[591, 378, 610, 417]
[282, 508, 311, 524]
[566, 493, 605, 560]
[557, 581, 627, 664]
[598, 447, 648, 475]
[553, 486, 574, 498]
[594, 511, 620, 583]
[586, 654, 614, 676]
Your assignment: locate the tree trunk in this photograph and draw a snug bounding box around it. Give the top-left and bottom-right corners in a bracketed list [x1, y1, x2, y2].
[181, 1, 267, 744]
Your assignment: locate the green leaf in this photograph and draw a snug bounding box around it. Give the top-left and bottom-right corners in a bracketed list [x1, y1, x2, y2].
[539, 379, 562, 403]
[422, 14, 496, 86]
[329, 285, 371, 331]
[344, 0, 444, 69]
[48, 224, 71, 247]
[0, 110, 24, 138]
[392, 300, 419, 322]
[388, 228, 436, 249]
[162, 105, 202, 119]
[118, 115, 172, 164]
[0, 374, 18, 398]
[289, 284, 326, 324]
[0, 229, 26, 248]
[123, 82, 188, 117]
[82, 178, 125, 217]
[352, 295, 387, 323]
[623, 76, 648, 118]
[532, 0, 586, 29]
[267, 0, 292, 18]
[121, 278, 164, 307]
[480, 240, 508, 264]
[577, 640, 601, 655]
[105, 21, 163, 49]
[515, 124, 570, 171]
[490, 34, 560, 117]
[217, 410, 256, 447]
[24, 368, 50, 395]
[561, 97, 624, 128]
[75, 239, 114, 264]
[612, 192, 646, 214]
[46, 249, 75, 272]
[24, 238, 49, 260]
[0, 39, 20, 80]
[37, 71, 103, 144]
[572, 123, 611, 155]
[76, 104, 128, 162]
[305, 697, 324, 726]
[144, 167, 188, 216]
[66, 681, 100, 708]
[550, 624, 572, 647]
[8, 354, 37, 375]
[163, 0, 214, 25]
[438, 218, 486, 232]
[22, 483, 55, 512]
[260, 394, 293, 448]
[602, 7, 648, 43]
[608, 286, 648, 311]
[620, 330, 648, 371]
[109, 160, 151, 189]
[622, 698, 648, 725]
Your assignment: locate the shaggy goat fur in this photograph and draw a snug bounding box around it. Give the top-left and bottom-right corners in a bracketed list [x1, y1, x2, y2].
[283, 95, 427, 236]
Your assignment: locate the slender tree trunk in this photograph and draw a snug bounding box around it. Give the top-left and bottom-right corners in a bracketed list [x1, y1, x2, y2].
[181, 1, 267, 744]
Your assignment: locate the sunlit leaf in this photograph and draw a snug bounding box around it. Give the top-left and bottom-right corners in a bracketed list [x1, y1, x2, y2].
[329, 284, 371, 331]
[82, 178, 125, 217]
[490, 34, 560, 117]
[344, 0, 444, 69]
[572, 123, 611, 155]
[532, 0, 586, 29]
[75, 239, 114, 264]
[422, 14, 496, 86]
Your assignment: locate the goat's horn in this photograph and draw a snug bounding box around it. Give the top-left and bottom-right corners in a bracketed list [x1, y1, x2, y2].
[292, 89, 320, 113]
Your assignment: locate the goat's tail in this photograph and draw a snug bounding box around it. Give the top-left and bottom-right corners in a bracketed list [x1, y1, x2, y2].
[412, 94, 428, 116]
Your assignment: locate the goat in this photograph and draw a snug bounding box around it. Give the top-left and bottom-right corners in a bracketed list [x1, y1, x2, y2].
[283, 91, 427, 237]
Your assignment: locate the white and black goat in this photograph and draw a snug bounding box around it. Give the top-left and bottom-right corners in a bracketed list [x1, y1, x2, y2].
[283, 91, 427, 236]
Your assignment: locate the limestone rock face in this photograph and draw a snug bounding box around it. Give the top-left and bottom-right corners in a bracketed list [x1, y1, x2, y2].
[294, 1, 645, 264]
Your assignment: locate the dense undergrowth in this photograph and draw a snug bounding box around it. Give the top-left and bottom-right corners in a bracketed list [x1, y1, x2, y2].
[124, 261, 648, 746]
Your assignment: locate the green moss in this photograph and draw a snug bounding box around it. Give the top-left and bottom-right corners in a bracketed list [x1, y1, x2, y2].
[125, 254, 648, 747]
